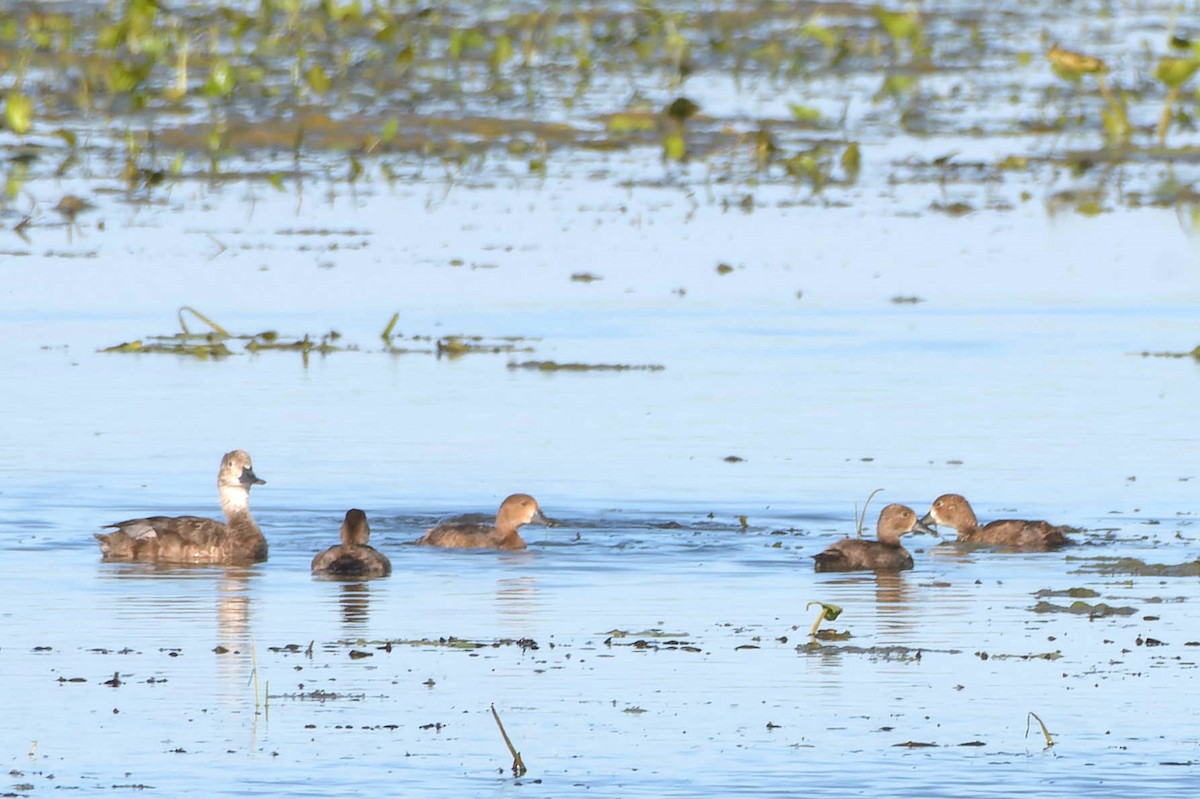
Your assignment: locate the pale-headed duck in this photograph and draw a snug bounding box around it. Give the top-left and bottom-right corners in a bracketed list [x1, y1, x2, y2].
[95, 449, 267, 564]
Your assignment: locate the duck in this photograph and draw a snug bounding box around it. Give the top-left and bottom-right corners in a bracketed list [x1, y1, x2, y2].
[813, 503, 932, 572]
[95, 449, 267, 564]
[312, 509, 392, 578]
[920, 493, 1074, 550]
[416, 493, 549, 550]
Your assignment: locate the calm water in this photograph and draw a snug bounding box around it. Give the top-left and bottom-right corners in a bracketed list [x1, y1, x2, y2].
[3, 0, 1200, 795]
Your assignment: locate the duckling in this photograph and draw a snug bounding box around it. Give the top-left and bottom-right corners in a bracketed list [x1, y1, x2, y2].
[417, 493, 549, 550]
[312, 509, 392, 578]
[95, 450, 267, 564]
[920, 493, 1074, 550]
[813, 503, 932, 572]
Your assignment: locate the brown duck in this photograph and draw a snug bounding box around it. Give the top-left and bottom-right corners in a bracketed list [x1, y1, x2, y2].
[312, 509, 392, 578]
[95, 450, 267, 564]
[920, 493, 1074, 550]
[416, 493, 549, 550]
[813, 504, 932, 572]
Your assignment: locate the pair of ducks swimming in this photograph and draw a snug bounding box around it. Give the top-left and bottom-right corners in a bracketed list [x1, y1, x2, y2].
[813, 497, 1074, 572]
[93, 450, 1074, 576]
[94, 450, 549, 578]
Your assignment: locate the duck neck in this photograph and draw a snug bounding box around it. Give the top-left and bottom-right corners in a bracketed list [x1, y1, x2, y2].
[493, 523, 525, 548]
[877, 530, 905, 547]
[219, 486, 257, 532]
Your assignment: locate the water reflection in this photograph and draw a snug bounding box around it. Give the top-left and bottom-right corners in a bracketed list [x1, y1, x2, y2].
[815, 572, 917, 641]
[214, 569, 255, 649]
[871, 572, 916, 639]
[95, 563, 260, 703]
[338, 581, 372, 629]
[96, 564, 258, 648]
[494, 574, 542, 633]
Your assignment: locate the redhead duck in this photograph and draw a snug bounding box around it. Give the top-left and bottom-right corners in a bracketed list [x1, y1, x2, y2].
[417, 493, 549, 550]
[813, 504, 932, 572]
[920, 493, 1073, 550]
[95, 450, 267, 564]
[312, 509, 392, 578]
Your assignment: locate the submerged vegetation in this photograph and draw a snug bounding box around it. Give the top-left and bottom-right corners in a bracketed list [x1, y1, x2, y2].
[1, 0, 1199, 225]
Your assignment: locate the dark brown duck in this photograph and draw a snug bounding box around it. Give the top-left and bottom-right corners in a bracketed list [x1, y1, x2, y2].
[312, 509, 392, 578]
[813, 503, 932, 572]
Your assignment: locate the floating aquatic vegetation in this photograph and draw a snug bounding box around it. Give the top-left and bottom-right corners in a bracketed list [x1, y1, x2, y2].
[1153, 50, 1200, 146]
[437, 335, 536, 357]
[872, 6, 926, 61]
[1034, 587, 1100, 599]
[245, 332, 346, 357]
[507, 360, 665, 372]
[1071, 556, 1200, 577]
[4, 91, 34, 135]
[1031, 600, 1136, 618]
[100, 306, 349, 360]
[2, 0, 1198, 220]
[1137, 346, 1200, 359]
[1046, 44, 1130, 146]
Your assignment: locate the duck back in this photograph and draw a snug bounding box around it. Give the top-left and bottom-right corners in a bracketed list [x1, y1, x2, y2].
[312, 545, 392, 578]
[813, 538, 913, 573]
[971, 519, 1073, 551]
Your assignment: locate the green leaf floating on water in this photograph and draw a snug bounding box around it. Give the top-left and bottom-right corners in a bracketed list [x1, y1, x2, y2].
[206, 59, 234, 97]
[872, 5, 921, 46]
[4, 92, 34, 135]
[306, 64, 331, 94]
[788, 103, 821, 123]
[1154, 57, 1200, 89]
[662, 132, 686, 161]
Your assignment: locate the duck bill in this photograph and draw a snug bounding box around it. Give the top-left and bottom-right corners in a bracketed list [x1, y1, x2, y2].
[242, 467, 266, 486]
[531, 509, 557, 527]
[913, 515, 937, 535]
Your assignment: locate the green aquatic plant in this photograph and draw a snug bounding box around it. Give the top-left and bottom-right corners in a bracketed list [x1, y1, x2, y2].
[1026, 711, 1053, 749]
[840, 142, 861, 183]
[507, 360, 664, 372]
[853, 488, 885, 537]
[380, 311, 400, 343]
[806, 601, 843, 638]
[1153, 52, 1200, 146]
[177, 305, 231, 338]
[3, 90, 33, 135]
[872, 5, 925, 60]
[782, 145, 833, 190]
[437, 336, 534, 357]
[491, 704, 527, 777]
[1046, 44, 1130, 146]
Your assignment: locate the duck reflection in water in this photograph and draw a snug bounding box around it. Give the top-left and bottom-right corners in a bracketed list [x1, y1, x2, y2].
[338, 581, 372, 627]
